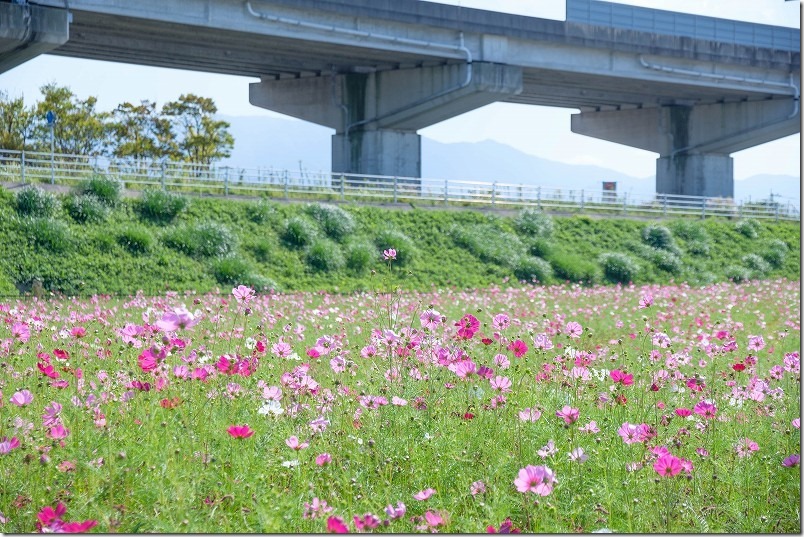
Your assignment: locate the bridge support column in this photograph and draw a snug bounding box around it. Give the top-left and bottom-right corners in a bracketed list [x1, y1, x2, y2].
[571, 98, 799, 198]
[250, 62, 522, 177]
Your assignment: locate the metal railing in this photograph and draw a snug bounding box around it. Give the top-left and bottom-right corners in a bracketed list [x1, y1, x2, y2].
[0, 149, 798, 221]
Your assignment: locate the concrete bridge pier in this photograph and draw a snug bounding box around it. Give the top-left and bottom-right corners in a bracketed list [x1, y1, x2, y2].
[0, 3, 69, 74]
[250, 62, 523, 177]
[571, 98, 800, 198]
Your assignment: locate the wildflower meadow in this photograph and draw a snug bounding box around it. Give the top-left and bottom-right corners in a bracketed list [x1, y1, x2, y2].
[0, 265, 800, 532]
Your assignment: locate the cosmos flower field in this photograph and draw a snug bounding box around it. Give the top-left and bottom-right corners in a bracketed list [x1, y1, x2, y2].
[0, 274, 800, 533]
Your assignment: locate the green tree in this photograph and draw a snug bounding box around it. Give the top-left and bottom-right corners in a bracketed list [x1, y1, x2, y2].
[0, 91, 36, 151]
[33, 83, 110, 155]
[162, 94, 234, 167]
[110, 100, 178, 163]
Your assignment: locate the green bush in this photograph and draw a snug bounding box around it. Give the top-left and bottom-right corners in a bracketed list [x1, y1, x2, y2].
[137, 189, 188, 224]
[528, 238, 554, 258]
[14, 185, 58, 217]
[686, 240, 711, 256]
[735, 219, 760, 239]
[641, 224, 675, 251]
[0, 271, 18, 297]
[306, 238, 345, 273]
[760, 239, 789, 269]
[725, 264, 751, 283]
[741, 253, 771, 277]
[246, 274, 280, 293]
[452, 224, 525, 267]
[21, 217, 72, 253]
[548, 252, 600, 284]
[245, 200, 276, 224]
[375, 228, 416, 266]
[249, 238, 275, 263]
[78, 175, 122, 207]
[670, 220, 709, 242]
[63, 194, 110, 224]
[646, 247, 682, 274]
[93, 231, 117, 253]
[211, 257, 252, 284]
[116, 225, 154, 255]
[513, 255, 553, 283]
[344, 241, 376, 273]
[282, 216, 318, 248]
[515, 208, 554, 239]
[163, 222, 234, 258]
[306, 203, 356, 242]
[599, 252, 639, 284]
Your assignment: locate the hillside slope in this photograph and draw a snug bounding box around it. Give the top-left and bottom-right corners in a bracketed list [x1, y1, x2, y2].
[1, 184, 799, 297]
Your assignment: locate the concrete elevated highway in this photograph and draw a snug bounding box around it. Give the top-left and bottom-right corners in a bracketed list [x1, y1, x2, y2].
[1, 0, 800, 198]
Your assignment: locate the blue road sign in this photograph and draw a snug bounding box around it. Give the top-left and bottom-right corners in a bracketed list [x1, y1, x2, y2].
[46, 111, 55, 125]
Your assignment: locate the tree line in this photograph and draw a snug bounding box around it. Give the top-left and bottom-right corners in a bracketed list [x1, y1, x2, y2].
[0, 84, 234, 165]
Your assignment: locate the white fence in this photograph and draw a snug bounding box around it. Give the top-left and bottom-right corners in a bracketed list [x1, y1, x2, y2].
[0, 149, 798, 221]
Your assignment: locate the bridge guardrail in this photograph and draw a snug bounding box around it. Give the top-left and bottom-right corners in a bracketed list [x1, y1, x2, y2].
[0, 149, 798, 221]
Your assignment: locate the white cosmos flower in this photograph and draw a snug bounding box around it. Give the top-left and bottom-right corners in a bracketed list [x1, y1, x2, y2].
[258, 400, 284, 416]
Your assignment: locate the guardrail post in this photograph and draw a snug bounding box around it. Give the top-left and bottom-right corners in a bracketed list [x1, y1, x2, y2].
[340, 176, 345, 200]
[580, 189, 584, 212]
[20, 151, 26, 184]
[444, 179, 448, 205]
[284, 171, 289, 199]
[537, 186, 541, 210]
[622, 192, 627, 214]
[701, 199, 706, 219]
[224, 167, 229, 196]
[393, 177, 398, 204]
[738, 202, 743, 219]
[160, 161, 166, 190]
[775, 203, 780, 222]
[491, 182, 496, 207]
[662, 194, 668, 217]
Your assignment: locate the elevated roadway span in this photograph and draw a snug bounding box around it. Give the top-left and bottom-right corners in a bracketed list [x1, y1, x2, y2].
[2, 0, 800, 197]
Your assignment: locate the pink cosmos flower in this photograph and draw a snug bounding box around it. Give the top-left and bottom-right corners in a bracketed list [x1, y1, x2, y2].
[48, 423, 70, 440]
[10, 389, 33, 407]
[493, 353, 510, 369]
[326, 516, 349, 533]
[286, 436, 309, 450]
[693, 401, 717, 419]
[156, 306, 199, 331]
[382, 248, 397, 261]
[747, 335, 765, 351]
[456, 314, 480, 339]
[518, 408, 542, 422]
[579, 421, 600, 433]
[413, 488, 436, 501]
[470, 481, 486, 496]
[0, 436, 20, 454]
[675, 407, 692, 418]
[232, 285, 256, 304]
[735, 438, 759, 458]
[490, 375, 512, 393]
[565, 321, 583, 339]
[610, 369, 634, 386]
[654, 454, 682, 477]
[42, 402, 63, 428]
[70, 326, 86, 338]
[385, 501, 406, 520]
[487, 518, 521, 534]
[638, 294, 654, 309]
[11, 322, 30, 342]
[782, 454, 800, 468]
[315, 453, 332, 466]
[514, 465, 556, 496]
[556, 405, 579, 424]
[618, 422, 643, 445]
[532, 333, 553, 350]
[507, 339, 528, 358]
[793, 418, 801, 429]
[36, 503, 97, 533]
[568, 447, 588, 463]
[227, 425, 254, 439]
[423, 510, 445, 529]
[537, 440, 558, 458]
[391, 396, 407, 406]
[492, 313, 511, 331]
[420, 309, 442, 330]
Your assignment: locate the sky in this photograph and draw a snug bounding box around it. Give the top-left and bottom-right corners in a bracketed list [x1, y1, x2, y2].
[0, 0, 800, 181]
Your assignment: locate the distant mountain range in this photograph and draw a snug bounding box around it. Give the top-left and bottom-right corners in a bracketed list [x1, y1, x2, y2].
[219, 115, 800, 205]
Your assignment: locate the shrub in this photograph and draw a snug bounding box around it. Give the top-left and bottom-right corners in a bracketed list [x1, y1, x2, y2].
[94, 231, 117, 253]
[163, 222, 234, 258]
[21, 217, 72, 253]
[513, 255, 553, 283]
[14, 185, 58, 217]
[249, 238, 274, 263]
[305, 204, 356, 242]
[452, 224, 524, 267]
[515, 208, 554, 239]
[548, 252, 600, 284]
[741, 253, 771, 277]
[374, 228, 416, 266]
[686, 240, 711, 256]
[78, 175, 122, 207]
[306, 239, 345, 273]
[137, 189, 188, 224]
[281, 216, 318, 248]
[211, 257, 252, 285]
[63, 194, 110, 224]
[245, 200, 276, 224]
[760, 239, 789, 269]
[641, 224, 675, 251]
[528, 238, 554, 258]
[725, 264, 751, 283]
[670, 220, 709, 242]
[735, 219, 760, 239]
[344, 241, 376, 273]
[647, 248, 682, 274]
[246, 274, 280, 293]
[0, 271, 18, 297]
[599, 252, 639, 284]
[116, 225, 154, 255]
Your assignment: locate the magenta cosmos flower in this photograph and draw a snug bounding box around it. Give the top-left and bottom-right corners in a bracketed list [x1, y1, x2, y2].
[383, 248, 397, 261]
[556, 405, 580, 424]
[227, 425, 254, 439]
[653, 454, 682, 477]
[693, 401, 717, 419]
[456, 314, 480, 339]
[36, 502, 97, 534]
[514, 465, 556, 496]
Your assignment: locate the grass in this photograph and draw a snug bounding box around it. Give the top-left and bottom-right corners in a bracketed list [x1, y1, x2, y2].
[0, 275, 799, 532]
